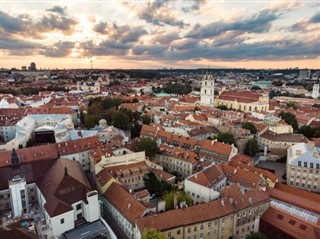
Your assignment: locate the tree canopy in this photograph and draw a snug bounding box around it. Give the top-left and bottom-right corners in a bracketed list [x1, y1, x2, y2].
[242, 122, 257, 134]
[244, 139, 259, 157]
[142, 228, 168, 239]
[279, 111, 299, 130]
[217, 132, 236, 145]
[285, 101, 298, 110]
[162, 191, 192, 211]
[245, 232, 268, 239]
[144, 171, 173, 197]
[138, 138, 159, 157]
[112, 110, 131, 130]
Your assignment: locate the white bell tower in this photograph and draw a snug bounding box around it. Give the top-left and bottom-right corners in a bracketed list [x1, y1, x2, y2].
[200, 72, 215, 106]
[312, 84, 319, 99]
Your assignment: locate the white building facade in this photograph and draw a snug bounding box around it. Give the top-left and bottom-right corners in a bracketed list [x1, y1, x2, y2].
[200, 72, 215, 106]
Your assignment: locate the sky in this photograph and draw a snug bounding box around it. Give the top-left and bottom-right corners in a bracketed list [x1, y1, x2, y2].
[1, 0, 319, 70]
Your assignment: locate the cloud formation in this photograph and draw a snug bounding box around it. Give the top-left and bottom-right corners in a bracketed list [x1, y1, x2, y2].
[1, 2, 319, 68]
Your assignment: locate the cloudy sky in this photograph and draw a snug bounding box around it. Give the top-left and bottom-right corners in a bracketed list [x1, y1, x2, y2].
[1, 0, 319, 69]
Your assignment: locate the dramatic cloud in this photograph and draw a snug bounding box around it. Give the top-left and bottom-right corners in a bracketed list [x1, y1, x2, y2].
[0, 8, 78, 38]
[310, 12, 320, 23]
[181, 0, 206, 13]
[0, 11, 32, 33]
[93, 22, 147, 43]
[136, 0, 188, 27]
[40, 41, 75, 57]
[286, 12, 320, 32]
[1, 1, 319, 68]
[186, 9, 280, 39]
[47, 5, 67, 16]
[150, 30, 180, 45]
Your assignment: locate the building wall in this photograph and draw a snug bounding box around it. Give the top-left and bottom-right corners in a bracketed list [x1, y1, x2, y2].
[234, 201, 270, 239]
[50, 210, 74, 237]
[156, 214, 235, 239]
[184, 178, 223, 204]
[155, 154, 193, 179]
[63, 150, 92, 171]
[287, 164, 320, 192]
[83, 191, 100, 222]
[0, 125, 16, 143]
[104, 198, 135, 239]
[93, 151, 146, 175]
[9, 177, 28, 217]
[215, 98, 269, 113]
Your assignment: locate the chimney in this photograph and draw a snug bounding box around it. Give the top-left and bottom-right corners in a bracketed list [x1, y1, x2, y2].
[221, 199, 225, 207]
[128, 203, 132, 209]
[248, 197, 253, 205]
[295, 150, 301, 155]
[308, 142, 315, 150]
[64, 166, 68, 175]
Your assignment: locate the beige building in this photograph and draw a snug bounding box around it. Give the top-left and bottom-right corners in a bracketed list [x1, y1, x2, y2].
[215, 91, 269, 112]
[286, 142, 320, 192]
[198, 139, 238, 165]
[222, 185, 270, 239]
[155, 144, 197, 179]
[258, 130, 308, 157]
[135, 197, 235, 239]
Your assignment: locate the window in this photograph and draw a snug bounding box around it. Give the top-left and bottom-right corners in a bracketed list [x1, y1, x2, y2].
[298, 161, 301, 167]
[76, 204, 81, 210]
[194, 226, 197, 232]
[310, 163, 314, 168]
[304, 162, 307, 167]
[60, 218, 64, 224]
[177, 229, 181, 235]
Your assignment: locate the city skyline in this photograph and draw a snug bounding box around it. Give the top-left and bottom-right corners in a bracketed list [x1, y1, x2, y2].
[1, 0, 320, 69]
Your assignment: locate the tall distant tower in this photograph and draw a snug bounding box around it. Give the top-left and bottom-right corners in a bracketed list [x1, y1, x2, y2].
[312, 84, 319, 99]
[200, 72, 215, 106]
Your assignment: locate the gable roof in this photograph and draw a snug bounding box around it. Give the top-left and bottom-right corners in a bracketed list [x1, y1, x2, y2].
[136, 197, 234, 233]
[103, 182, 146, 224]
[36, 158, 91, 217]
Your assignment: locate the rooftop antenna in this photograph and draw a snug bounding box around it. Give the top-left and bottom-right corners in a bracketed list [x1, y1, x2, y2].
[90, 59, 93, 70]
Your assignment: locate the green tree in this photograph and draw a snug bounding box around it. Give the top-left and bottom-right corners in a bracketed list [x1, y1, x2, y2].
[244, 139, 259, 157]
[79, 110, 85, 124]
[217, 105, 228, 111]
[112, 111, 130, 130]
[217, 132, 236, 145]
[162, 191, 192, 211]
[138, 138, 159, 158]
[142, 228, 168, 239]
[285, 101, 298, 110]
[131, 123, 142, 139]
[279, 111, 299, 130]
[298, 125, 314, 139]
[144, 171, 173, 197]
[141, 114, 151, 125]
[251, 85, 261, 90]
[242, 122, 257, 134]
[245, 231, 268, 239]
[84, 114, 99, 129]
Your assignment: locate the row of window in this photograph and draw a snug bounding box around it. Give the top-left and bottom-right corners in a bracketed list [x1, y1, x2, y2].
[297, 161, 320, 169]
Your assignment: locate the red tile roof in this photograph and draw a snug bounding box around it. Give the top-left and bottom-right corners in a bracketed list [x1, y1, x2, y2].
[103, 182, 146, 224]
[37, 158, 91, 217]
[260, 207, 320, 239]
[136, 197, 234, 232]
[267, 183, 320, 214]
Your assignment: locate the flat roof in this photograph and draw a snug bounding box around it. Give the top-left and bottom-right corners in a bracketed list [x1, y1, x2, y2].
[63, 220, 110, 239]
